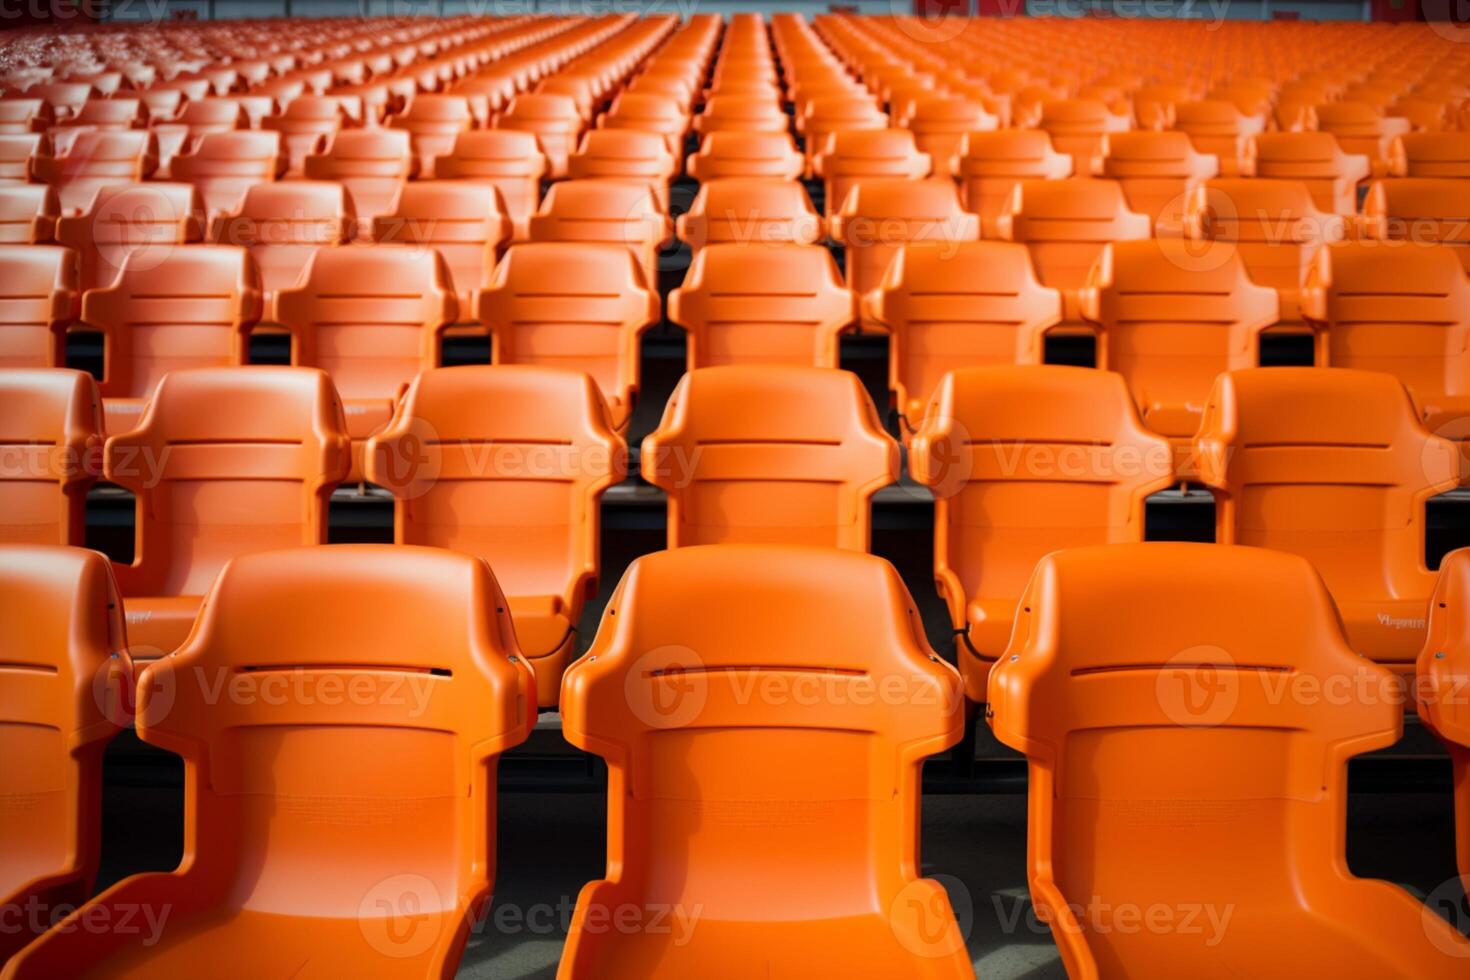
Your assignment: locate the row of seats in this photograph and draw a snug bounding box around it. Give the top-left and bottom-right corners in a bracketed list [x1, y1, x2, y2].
[2, 358, 1460, 708]
[4, 538, 1470, 976]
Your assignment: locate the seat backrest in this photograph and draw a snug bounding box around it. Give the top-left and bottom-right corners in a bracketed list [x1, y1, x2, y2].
[813, 128, 931, 218]
[558, 544, 967, 978]
[105, 367, 350, 598]
[867, 241, 1062, 424]
[0, 132, 40, 183]
[0, 183, 57, 244]
[34, 128, 157, 213]
[55, 181, 204, 292]
[1303, 241, 1470, 412]
[1099, 130, 1218, 229]
[1316, 101, 1411, 165]
[906, 96, 998, 177]
[1081, 238, 1278, 441]
[988, 540, 1470, 979]
[997, 177, 1151, 301]
[83, 244, 260, 420]
[1391, 132, 1470, 178]
[527, 179, 669, 288]
[433, 130, 546, 239]
[495, 93, 583, 177]
[477, 242, 657, 422]
[642, 365, 898, 550]
[1039, 98, 1132, 175]
[829, 177, 980, 299]
[389, 93, 474, 176]
[260, 95, 343, 174]
[598, 93, 686, 138]
[685, 130, 805, 181]
[1362, 177, 1470, 272]
[693, 95, 789, 134]
[366, 365, 623, 609]
[1170, 99, 1267, 175]
[209, 181, 352, 301]
[274, 245, 455, 404]
[373, 181, 509, 314]
[0, 98, 49, 135]
[565, 128, 677, 206]
[168, 129, 284, 220]
[1245, 132, 1371, 215]
[955, 129, 1073, 230]
[1196, 367, 1458, 632]
[0, 244, 76, 368]
[302, 129, 414, 234]
[911, 366, 1171, 681]
[0, 544, 129, 960]
[676, 177, 821, 254]
[0, 368, 102, 546]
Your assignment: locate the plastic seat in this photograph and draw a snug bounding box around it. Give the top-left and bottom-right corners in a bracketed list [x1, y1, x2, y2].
[373, 182, 511, 320]
[260, 95, 344, 175]
[527, 180, 670, 289]
[168, 129, 285, 221]
[558, 544, 968, 980]
[0, 369, 102, 546]
[830, 178, 980, 310]
[274, 246, 456, 476]
[1245, 132, 1371, 216]
[906, 97, 999, 178]
[997, 178, 1151, 325]
[1184, 178, 1343, 327]
[476, 243, 657, 430]
[642, 366, 898, 549]
[1196, 366, 1462, 682]
[669, 243, 853, 369]
[0, 545, 129, 964]
[3, 544, 534, 979]
[1390, 132, 1470, 178]
[0, 185, 58, 244]
[1171, 100, 1267, 177]
[1038, 98, 1132, 176]
[367, 366, 625, 707]
[1418, 548, 1470, 892]
[1362, 178, 1470, 272]
[801, 95, 887, 163]
[1304, 242, 1470, 446]
[1315, 102, 1411, 178]
[303, 129, 415, 238]
[55, 182, 204, 292]
[103, 367, 349, 657]
[83, 244, 258, 433]
[692, 95, 789, 135]
[495, 93, 583, 179]
[389, 93, 474, 177]
[433, 130, 546, 241]
[32, 129, 158, 214]
[0, 245, 76, 369]
[675, 178, 821, 255]
[0, 98, 49, 135]
[988, 541, 1470, 979]
[813, 129, 931, 219]
[0, 133, 40, 182]
[911, 366, 1171, 700]
[685, 131, 804, 181]
[596, 93, 688, 145]
[866, 242, 1063, 428]
[1099, 130, 1218, 231]
[70, 98, 140, 132]
[565, 129, 678, 209]
[209, 181, 352, 305]
[149, 98, 247, 175]
[955, 130, 1073, 234]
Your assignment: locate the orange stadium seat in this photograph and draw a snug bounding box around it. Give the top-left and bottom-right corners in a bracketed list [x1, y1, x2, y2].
[434, 130, 547, 241]
[911, 366, 1171, 700]
[1304, 242, 1470, 444]
[669, 243, 853, 369]
[0, 99, 50, 135]
[596, 92, 688, 145]
[1099, 130, 1218, 231]
[1171, 99, 1268, 177]
[55, 182, 204, 292]
[988, 542, 1470, 978]
[905, 96, 999, 178]
[1245, 132, 1371, 215]
[801, 94, 887, 163]
[0, 133, 40, 182]
[0, 184, 58, 243]
[527, 179, 670, 288]
[367, 366, 625, 707]
[374, 182, 511, 320]
[558, 544, 969, 980]
[1389, 131, 1470, 178]
[0, 245, 76, 366]
[1418, 548, 1470, 892]
[1082, 239, 1278, 461]
[865, 241, 1062, 430]
[1315, 101, 1411, 178]
[829, 177, 980, 311]
[955, 130, 1073, 234]
[693, 95, 789, 135]
[389, 93, 474, 177]
[210, 181, 353, 305]
[32, 128, 158, 214]
[0, 369, 102, 546]
[565, 128, 678, 209]
[0, 545, 130, 965]
[477, 242, 658, 430]
[997, 177, 1151, 326]
[496, 93, 583, 179]
[303, 129, 415, 239]
[1195, 367, 1462, 679]
[685, 130, 804, 181]
[149, 97, 246, 175]
[83, 244, 260, 434]
[1038, 98, 1132, 176]
[813, 128, 931, 218]
[261, 95, 344, 176]
[1361, 178, 1470, 272]
[675, 177, 822, 254]
[274, 245, 455, 475]
[168, 129, 285, 220]
[103, 367, 349, 657]
[3, 544, 534, 978]
[642, 366, 898, 550]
